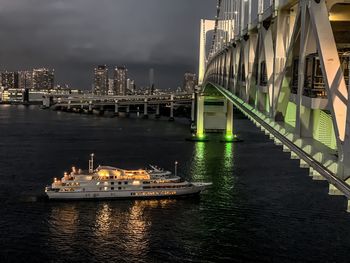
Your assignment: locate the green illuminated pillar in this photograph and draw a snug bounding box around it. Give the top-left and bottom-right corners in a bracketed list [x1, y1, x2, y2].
[226, 100, 234, 140]
[196, 95, 205, 138]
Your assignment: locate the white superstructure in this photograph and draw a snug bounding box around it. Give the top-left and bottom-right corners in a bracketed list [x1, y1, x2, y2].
[45, 154, 211, 200]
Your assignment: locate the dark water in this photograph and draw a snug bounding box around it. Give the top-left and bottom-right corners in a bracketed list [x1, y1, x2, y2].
[1, 105, 350, 262]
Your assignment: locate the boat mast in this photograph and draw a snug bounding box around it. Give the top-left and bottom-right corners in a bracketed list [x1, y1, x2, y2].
[174, 161, 178, 177]
[89, 153, 95, 173]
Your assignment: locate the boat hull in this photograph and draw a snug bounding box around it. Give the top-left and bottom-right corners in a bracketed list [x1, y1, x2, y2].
[46, 184, 209, 200]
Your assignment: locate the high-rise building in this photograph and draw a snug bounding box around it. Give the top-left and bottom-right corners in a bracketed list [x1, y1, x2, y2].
[1, 71, 19, 89]
[108, 78, 115, 96]
[93, 65, 109, 95]
[183, 73, 197, 93]
[126, 78, 136, 94]
[32, 68, 54, 90]
[18, 71, 33, 90]
[114, 66, 127, 95]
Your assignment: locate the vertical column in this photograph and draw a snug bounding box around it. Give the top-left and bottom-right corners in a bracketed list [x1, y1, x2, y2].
[88, 101, 93, 114]
[143, 98, 148, 119]
[296, 3, 309, 137]
[114, 100, 119, 116]
[155, 104, 160, 119]
[196, 95, 205, 139]
[67, 100, 71, 111]
[126, 105, 130, 117]
[99, 105, 104, 116]
[226, 100, 234, 140]
[169, 94, 175, 121]
[191, 92, 196, 123]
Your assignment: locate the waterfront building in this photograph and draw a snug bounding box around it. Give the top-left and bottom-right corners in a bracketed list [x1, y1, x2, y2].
[114, 66, 127, 95]
[1, 88, 25, 102]
[93, 65, 109, 95]
[1, 71, 19, 89]
[18, 71, 33, 90]
[32, 68, 54, 90]
[126, 78, 136, 94]
[108, 78, 115, 96]
[183, 72, 197, 93]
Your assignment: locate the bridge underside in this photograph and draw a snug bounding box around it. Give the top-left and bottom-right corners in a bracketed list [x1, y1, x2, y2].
[198, 0, 350, 208]
[196, 83, 234, 141]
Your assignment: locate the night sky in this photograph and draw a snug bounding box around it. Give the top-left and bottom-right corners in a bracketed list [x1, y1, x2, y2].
[0, 0, 215, 90]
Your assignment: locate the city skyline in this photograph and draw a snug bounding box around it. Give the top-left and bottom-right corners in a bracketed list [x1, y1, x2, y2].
[0, 0, 215, 90]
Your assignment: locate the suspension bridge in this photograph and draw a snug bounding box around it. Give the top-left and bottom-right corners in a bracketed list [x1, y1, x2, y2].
[197, 0, 350, 211]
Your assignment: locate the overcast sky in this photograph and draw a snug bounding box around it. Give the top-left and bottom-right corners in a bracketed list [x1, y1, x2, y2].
[0, 0, 215, 90]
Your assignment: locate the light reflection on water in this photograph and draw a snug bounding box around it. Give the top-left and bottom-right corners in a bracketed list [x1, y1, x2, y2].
[190, 142, 206, 181]
[2, 106, 350, 262]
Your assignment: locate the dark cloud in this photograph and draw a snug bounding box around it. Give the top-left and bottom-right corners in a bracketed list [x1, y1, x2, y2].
[0, 0, 215, 90]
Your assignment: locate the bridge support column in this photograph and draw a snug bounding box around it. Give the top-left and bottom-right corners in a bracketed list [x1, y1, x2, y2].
[143, 99, 148, 119]
[114, 100, 119, 117]
[99, 105, 104, 116]
[191, 93, 195, 123]
[67, 100, 71, 111]
[155, 104, 160, 119]
[196, 95, 205, 139]
[225, 100, 234, 141]
[169, 95, 175, 121]
[88, 101, 93, 114]
[126, 105, 130, 117]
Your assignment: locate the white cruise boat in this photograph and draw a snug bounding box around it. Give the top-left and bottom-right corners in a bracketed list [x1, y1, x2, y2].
[45, 154, 212, 200]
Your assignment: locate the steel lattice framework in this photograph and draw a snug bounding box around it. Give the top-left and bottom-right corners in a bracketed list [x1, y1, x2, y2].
[198, 0, 350, 204]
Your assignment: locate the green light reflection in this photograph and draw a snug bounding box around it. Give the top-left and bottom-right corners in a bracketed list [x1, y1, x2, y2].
[224, 143, 234, 169]
[190, 142, 206, 181]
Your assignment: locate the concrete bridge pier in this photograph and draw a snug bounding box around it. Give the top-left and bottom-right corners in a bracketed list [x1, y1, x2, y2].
[88, 101, 93, 114]
[224, 100, 234, 141]
[196, 95, 205, 139]
[155, 104, 160, 119]
[99, 105, 104, 116]
[169, 95, 175, 121]
[143, 99, 148, 119]
[126, 105, 130, 117]
[114, 100, 119, 117]
[191, 93, 195, 123]
[67, 100, 71, 111]
[43, 96, 52, 108]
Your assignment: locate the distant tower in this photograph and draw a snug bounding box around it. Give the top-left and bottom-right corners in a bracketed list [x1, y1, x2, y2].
[198, 19, 216, 85]
[149, 68, 154, 95]
[18, 71, 33, 90]
[1, 71, 19, 89]
[183, 72, 197, 93]
[93, 65, 108, 95]
[32, 68, 54, 90]
[114, 66, 127, 95]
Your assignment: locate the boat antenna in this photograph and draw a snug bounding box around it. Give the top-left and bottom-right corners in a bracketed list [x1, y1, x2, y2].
[174, 161, 178, 177]
[89, 153, 95, 173]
